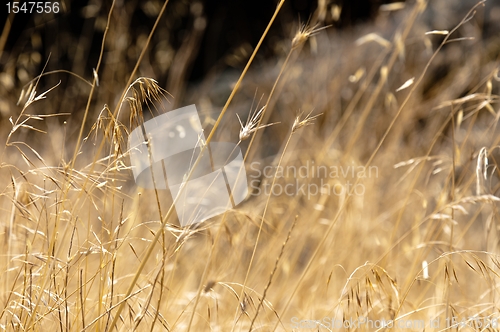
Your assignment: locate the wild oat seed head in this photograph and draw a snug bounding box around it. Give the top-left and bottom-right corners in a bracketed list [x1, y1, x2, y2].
[292, 110, 322, 133]
[237, 106, 279, 141]
[123, 77, 172, 129]
[292, 23, 328, 49]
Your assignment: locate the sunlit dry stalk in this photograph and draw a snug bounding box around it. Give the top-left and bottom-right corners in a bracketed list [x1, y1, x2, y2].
[241, 110, 321, 330]
[50, 13, 174, 330]
[105, 2, 287, 331]
[229, 22, 327, 327]
[272, 1, 488, 329]
[387, 0, 488, 298]
[245, 21, 328, 163]
[248, 216, 297, 330]
[73, 0, 172, 210]
[22, 0, 117, 326]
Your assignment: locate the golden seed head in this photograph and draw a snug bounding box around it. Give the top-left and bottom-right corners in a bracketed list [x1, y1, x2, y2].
[292, 110, 322, 133]
[291, 24, 328, 49]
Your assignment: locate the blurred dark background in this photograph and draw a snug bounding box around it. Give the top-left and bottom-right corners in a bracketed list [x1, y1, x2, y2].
[0, 0, 399, 87]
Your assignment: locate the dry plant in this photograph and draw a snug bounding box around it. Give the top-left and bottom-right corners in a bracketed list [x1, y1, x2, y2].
[1, 0, 500, 331]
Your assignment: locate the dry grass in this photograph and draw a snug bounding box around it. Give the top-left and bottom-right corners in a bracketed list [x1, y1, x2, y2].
[1, 0, 500, 331]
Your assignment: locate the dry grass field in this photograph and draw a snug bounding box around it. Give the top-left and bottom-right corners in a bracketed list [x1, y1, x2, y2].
[1, 0, 500, 330]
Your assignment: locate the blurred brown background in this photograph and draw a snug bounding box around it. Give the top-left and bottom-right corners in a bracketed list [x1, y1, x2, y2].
[0, 0, 399, 90]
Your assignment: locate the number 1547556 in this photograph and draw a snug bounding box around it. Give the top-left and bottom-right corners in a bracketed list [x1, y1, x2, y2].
[6, 2, 60, 14]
